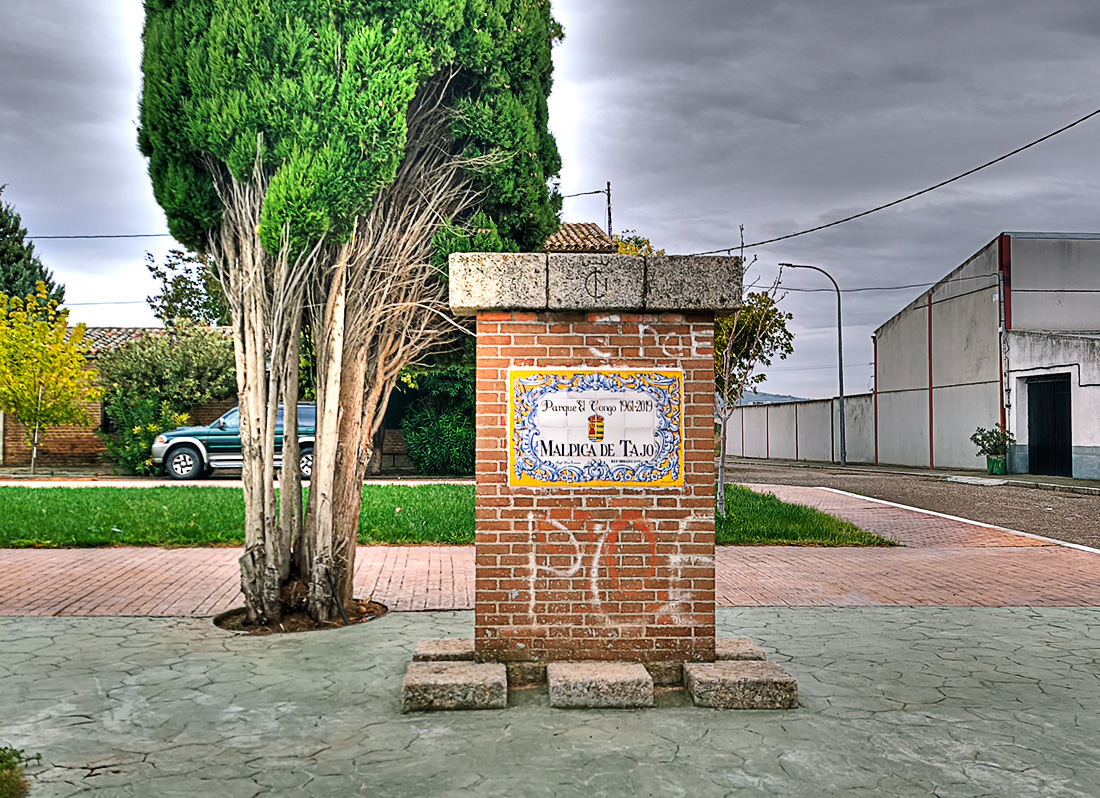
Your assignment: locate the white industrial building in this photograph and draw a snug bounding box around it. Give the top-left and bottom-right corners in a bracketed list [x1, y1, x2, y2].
[727, 232, 1100, 479]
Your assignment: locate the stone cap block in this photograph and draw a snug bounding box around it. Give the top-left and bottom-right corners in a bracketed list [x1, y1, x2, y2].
[449, 252, 741, 314]
[684, 661, 798, 710]
[548, 254, 644, 309]
[401, 662, 507, 713]
[449, 252, 547, 315]
[646, 256, 742, 311]
[548, 661, 654, 709]
[413, 638, 476, 662]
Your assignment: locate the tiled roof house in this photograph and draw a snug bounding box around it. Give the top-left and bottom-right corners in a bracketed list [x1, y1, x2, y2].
[543, 222, 617, 254]
[0, 327, 234, 470]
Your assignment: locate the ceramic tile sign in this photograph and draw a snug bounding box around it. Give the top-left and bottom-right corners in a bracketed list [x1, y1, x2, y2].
[508, 369, 684, 487]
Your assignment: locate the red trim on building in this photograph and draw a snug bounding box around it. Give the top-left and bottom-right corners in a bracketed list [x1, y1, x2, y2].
[997, 234, 1012, 431]
[998, 234, 1013, 331]
[928, 293, 935, 470]
[873, 336, 879, 465]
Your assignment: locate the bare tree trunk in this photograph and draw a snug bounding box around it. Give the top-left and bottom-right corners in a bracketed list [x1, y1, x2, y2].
[298, 71, 487, 622]
[304, 256, 347, 623]
[208, 148, 318, 625]
[716, 407, 729, 515]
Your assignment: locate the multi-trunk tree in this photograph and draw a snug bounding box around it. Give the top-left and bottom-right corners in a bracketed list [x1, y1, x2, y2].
[139, 0, 561, 623]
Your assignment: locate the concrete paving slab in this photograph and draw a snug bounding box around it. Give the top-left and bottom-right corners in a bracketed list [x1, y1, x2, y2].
[685, 660, 798, 709]
[547, 662, 654, 709]
[401, 661, 507, 713]
[2, 609, 1100, 796]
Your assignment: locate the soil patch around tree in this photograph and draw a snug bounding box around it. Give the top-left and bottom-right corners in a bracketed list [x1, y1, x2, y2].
[214, 595, 387, 635]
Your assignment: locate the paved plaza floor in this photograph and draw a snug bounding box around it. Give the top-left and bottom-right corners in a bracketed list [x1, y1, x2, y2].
[3, 483, 1100, 796]
[3, 608, 1100, 797]
[3, 485, 1099, 616]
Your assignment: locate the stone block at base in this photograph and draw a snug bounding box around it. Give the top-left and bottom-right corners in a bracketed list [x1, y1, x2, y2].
[548, 662, 654, 709]
[684, 661, 798, 709]
[401, 662, 507, 713]
[506, 661, 548, 687]
[644, 661, 684, 687]
[413, 638, 476, 662]
[715, 638, 766, 661]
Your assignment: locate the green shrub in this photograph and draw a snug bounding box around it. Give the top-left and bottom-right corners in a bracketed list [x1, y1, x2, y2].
[0, 747, 39, 798]
[402, 408, 475, 476]
[97, 320, 235, 473]
[400, 366, 475, 476]
[101, 397, 189, 475]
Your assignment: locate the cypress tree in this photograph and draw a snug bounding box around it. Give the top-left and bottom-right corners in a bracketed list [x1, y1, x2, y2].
[0, 186, 64, 304]
[139, 0, 562, 624]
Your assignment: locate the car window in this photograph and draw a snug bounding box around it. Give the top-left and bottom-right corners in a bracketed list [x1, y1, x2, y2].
[218, 409, 240, 430]
[298, 405, 316, 427]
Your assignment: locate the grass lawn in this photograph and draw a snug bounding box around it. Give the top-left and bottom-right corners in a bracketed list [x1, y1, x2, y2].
[717, 484, 897, 546]
[0, 484, 475, 548]
[0, 482, 891, 548]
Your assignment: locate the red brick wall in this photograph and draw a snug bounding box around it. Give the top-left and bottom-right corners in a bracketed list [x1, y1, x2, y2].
[1, 400, 107, 466]
[1, 397, 237, 468]
[474, 310, 716, 664]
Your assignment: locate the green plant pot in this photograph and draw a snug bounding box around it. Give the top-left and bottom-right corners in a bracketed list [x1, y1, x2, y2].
[986, 456, 1007, 476]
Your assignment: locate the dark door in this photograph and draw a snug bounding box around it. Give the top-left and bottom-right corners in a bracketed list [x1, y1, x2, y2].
[1028, 375, 1072, 477]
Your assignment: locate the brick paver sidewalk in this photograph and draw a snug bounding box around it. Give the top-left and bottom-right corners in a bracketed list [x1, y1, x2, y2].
[2, 486, 1099, 616]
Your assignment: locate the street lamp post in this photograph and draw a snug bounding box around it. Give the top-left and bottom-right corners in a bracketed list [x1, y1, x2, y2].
[779, 262, 846, 466]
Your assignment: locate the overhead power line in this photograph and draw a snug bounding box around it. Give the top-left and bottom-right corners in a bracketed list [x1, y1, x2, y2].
[693, 104, 1100, 256]
[27, 233, 172, 240]
[28, 105, 1100, 248]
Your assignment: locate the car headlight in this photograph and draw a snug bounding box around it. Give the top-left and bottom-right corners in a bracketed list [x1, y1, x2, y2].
[155, 435, 167, 444]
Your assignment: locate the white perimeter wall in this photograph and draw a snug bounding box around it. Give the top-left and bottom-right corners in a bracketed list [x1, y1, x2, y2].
[726, 395, 875, 466]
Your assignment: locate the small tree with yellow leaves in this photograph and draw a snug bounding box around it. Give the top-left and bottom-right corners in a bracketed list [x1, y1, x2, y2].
[613, 230, 666, 257]
[0, 283, 102, 473]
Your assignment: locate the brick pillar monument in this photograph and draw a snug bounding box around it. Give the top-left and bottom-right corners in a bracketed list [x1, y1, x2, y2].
[449, 252, 741, 676]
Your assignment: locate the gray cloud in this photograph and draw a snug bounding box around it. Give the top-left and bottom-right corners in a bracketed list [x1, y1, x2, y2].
[550, 0, 1100, 397]
[1, 1, 1098, 394]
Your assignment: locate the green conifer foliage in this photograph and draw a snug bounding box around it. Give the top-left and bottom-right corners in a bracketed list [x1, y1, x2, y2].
[0, 186, 64, 304]
[138, 0, 561, 257]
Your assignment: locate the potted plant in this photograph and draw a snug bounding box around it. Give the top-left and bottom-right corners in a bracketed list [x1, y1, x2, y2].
[970, 424, 1014, 475]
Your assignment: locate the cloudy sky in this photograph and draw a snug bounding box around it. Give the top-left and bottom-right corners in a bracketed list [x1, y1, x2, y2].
[1, 1, 1098, 398]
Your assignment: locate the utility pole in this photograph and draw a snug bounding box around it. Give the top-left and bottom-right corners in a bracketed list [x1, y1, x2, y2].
[606, 181, 613, 238]
[779, 262, 846, 466]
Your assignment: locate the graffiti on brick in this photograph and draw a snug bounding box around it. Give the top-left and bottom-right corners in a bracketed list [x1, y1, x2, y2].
[519, 510, 712, 627]
[637, 323, 712, 359]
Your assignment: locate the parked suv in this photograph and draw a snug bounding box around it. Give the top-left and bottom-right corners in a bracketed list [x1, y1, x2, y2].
[151, 404, 316, 480]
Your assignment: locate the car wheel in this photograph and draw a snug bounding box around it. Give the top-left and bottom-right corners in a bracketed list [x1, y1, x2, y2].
[167, 445, 204, 481]
[299, 447, 313, 481]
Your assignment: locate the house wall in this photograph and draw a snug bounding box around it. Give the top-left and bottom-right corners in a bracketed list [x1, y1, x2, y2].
[1006, 330, 1100, 479]
[1010, 237, 1100, 332]
[0, 397, 238, 470]
[873, 239, 1002, 469]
